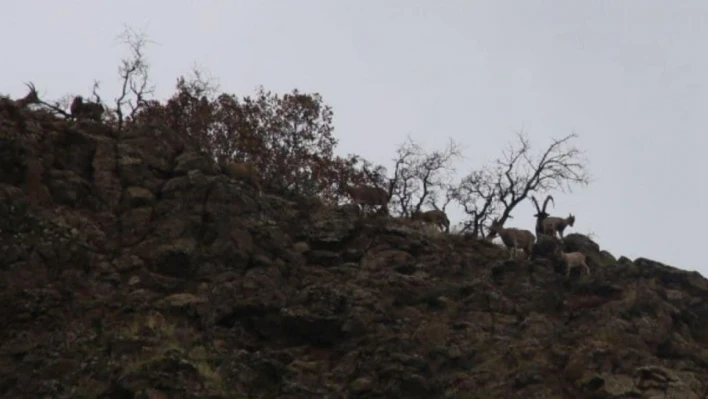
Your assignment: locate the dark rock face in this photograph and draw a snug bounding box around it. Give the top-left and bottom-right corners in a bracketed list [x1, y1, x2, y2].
[0, 107, 708, 398]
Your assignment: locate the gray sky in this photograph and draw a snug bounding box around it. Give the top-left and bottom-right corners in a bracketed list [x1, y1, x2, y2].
[3, 1, 707, 272]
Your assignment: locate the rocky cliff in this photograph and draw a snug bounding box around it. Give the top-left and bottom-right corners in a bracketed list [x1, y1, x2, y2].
[2, 105, 708, 399]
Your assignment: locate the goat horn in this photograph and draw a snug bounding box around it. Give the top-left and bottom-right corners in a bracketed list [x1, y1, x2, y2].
[542, 195, 555, 212]
[530, 196, 541, 212]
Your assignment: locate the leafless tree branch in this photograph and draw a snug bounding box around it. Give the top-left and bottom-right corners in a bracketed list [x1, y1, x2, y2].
[452, 131, 590, 239]
[113, 25, 156, 132]
[450, 167, 500, 237]
[486, 130, 590, 238]
[386, 136, 462, 216]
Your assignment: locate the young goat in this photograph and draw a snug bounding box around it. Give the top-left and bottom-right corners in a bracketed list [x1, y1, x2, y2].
[411, 209, 450, 233]
[222, 161, 262, 196]
[343, 184, 389, 215]
[542, 213, 576, 240]
[70, 96, 104, 121]
[488, 218, 535, 260]
[556, 249, 590, 277]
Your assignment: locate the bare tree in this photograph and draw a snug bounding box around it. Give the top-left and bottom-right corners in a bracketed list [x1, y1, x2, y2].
[386, 136, 462, 216]
[386, 138, 419, 212]
[452, 131, 590, 238]
[429, 185, 456, 213]
[180, 63, 221, 101]
[113, 25, 156, 132]
[54, 94, 75, 114]
[451, 167, 499, 237]
[485, 131, 590, 238]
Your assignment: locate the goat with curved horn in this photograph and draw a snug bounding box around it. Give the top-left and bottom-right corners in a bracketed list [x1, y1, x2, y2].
[13, 82, 40, 108]
[530, 194, 554, 238]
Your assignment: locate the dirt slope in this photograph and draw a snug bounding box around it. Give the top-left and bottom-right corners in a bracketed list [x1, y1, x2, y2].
[1, 105, 708, 398]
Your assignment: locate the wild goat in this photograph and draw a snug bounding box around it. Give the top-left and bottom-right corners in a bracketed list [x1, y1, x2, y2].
[343, 184, 389, 215]
[542, 213, 576, 240]
[1, 82, 40, 125]
[13, 82, 40, 108]
[70, 96, 104, 121]
[222, 161, 262, 196]
[530, 195, 555, 238]
[555, 249, 590, 277]
[488, 218, 535, 260]
[411, 209, 450, 232]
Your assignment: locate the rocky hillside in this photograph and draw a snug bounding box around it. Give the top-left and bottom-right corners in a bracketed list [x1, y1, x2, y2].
[2, 104, 708, 399]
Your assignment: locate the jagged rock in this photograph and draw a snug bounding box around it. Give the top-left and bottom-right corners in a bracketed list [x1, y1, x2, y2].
[292, 241, 310, 254]
[122, 186, 155, 208]
[1, 108, 708, 399]
[173, 150, 220, 176]
[600, 250, 617, 263]
[306, 250, 341, 266]
[46, 169, 93, 207]
[564, 233, 600, 252]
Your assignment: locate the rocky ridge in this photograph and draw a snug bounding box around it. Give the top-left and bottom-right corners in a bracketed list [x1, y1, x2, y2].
[1, 105, 708, 398]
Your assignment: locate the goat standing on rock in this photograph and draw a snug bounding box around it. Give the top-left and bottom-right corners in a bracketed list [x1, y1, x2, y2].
[343, 184, 389, 215]
[70, 96, 104, 121]
[411, 209, 450, 233]
[555, 248, 590, 277]
[489, 218, 535, 260]
[0, 82, 40, 126]
[530, 195, 555, 238]
[13, 82, 40, 108]
[222, 161, 263, 196]
[542, 214, 576, 240]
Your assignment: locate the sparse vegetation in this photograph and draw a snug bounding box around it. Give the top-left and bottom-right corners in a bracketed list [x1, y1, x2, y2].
[5, 24, 706, 399]
[13, 25, 590, 240]
[115, 312, 230, 396]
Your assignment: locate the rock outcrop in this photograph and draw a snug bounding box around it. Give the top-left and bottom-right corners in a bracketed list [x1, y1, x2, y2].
[1, 105, 708, 398]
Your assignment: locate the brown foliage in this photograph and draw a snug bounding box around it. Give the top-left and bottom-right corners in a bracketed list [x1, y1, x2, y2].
[10, 25, 592, 227]
[13, 21, 377, 204]
[133, 77, 374, 202]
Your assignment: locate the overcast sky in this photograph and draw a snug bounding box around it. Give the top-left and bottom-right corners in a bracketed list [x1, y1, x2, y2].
[3, 1, 707, 273]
